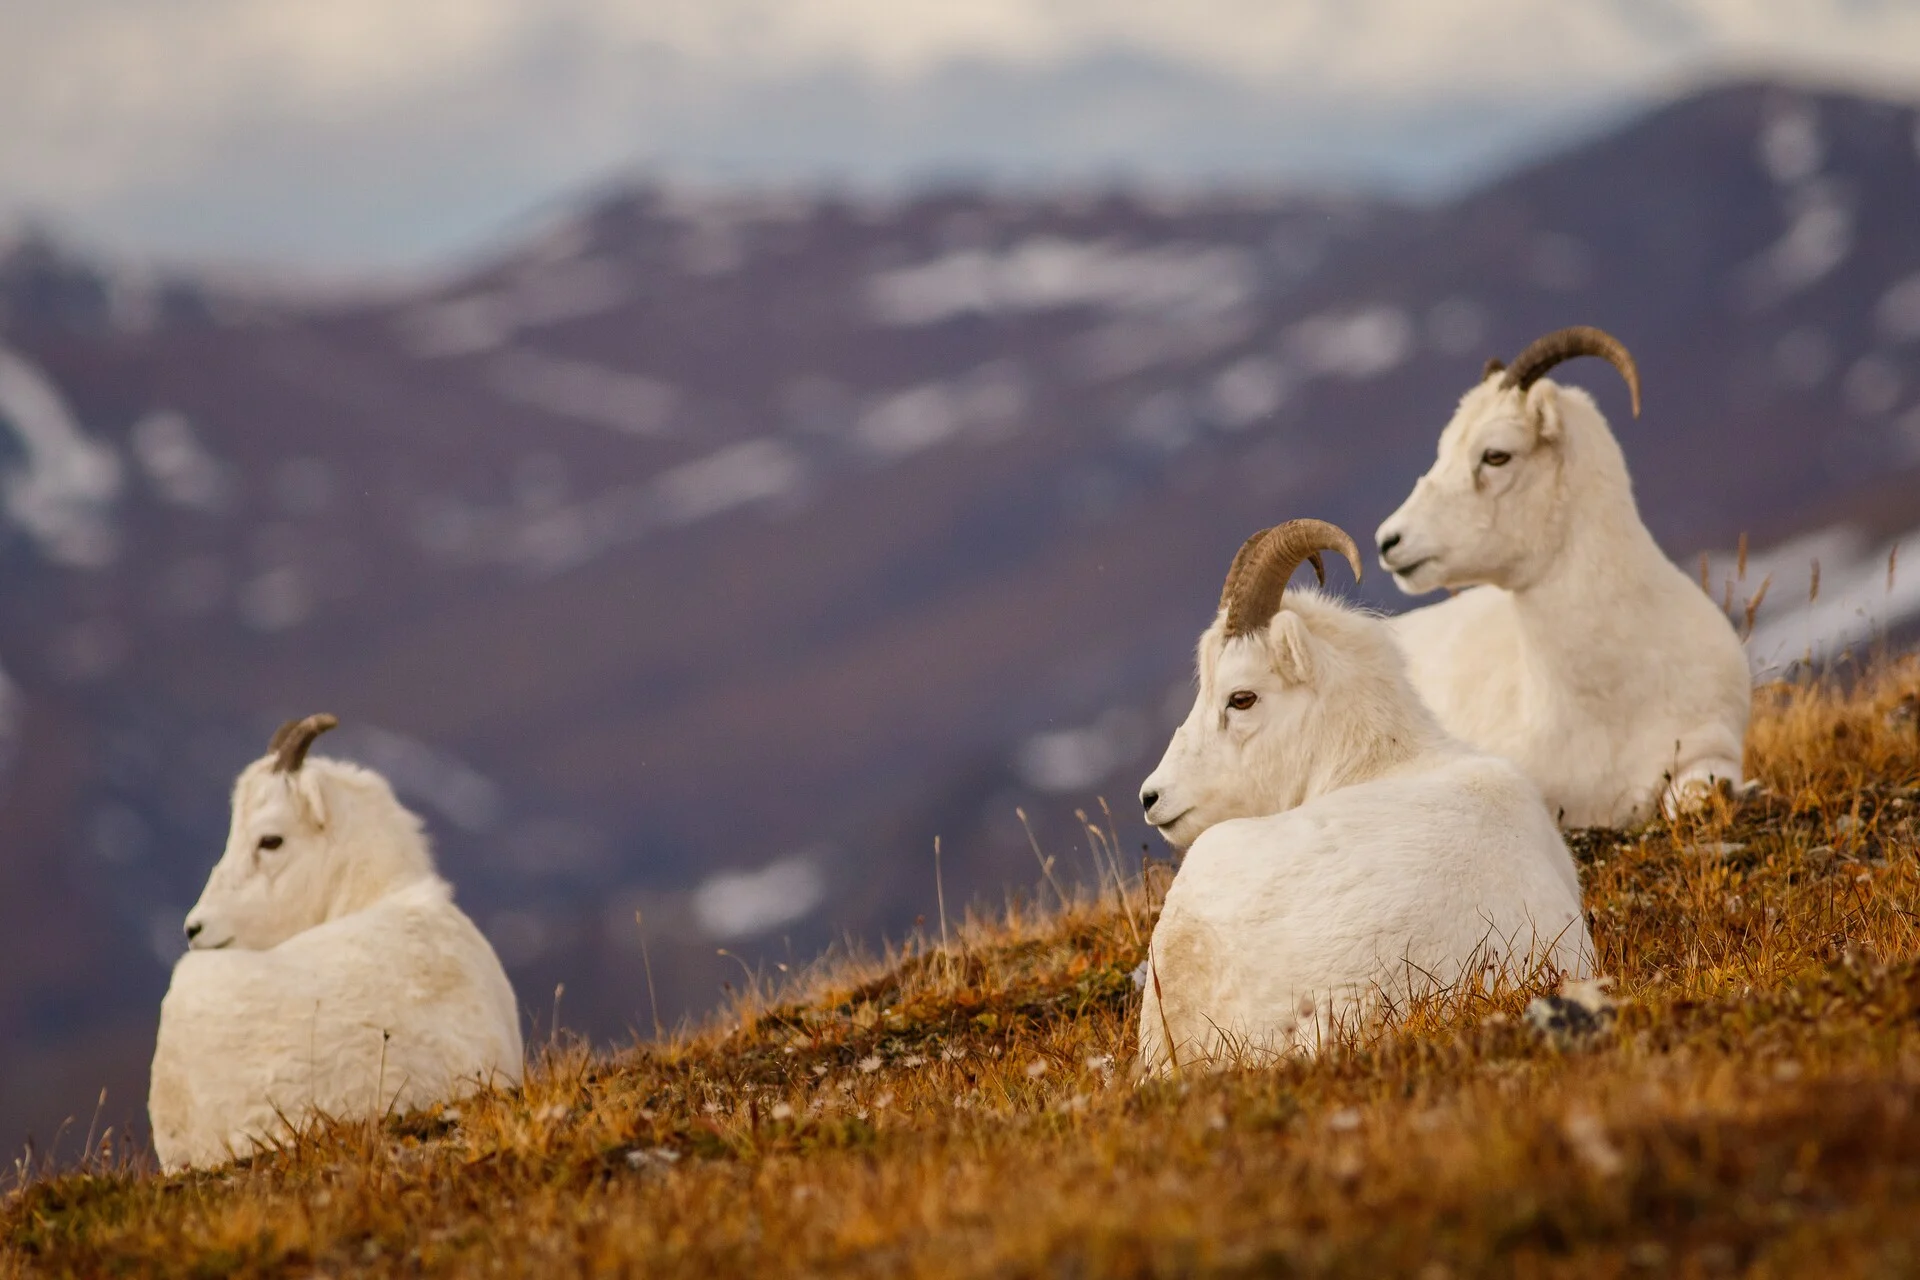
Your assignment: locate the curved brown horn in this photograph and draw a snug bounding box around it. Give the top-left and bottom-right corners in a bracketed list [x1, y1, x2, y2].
[1218, 527, 1274, 616]
[267, 717, 301, 755]
[1482, 357, 1506, 379]
[272, 713, 339, 773]
[1223, 519, 1363, 638]
[1500, 325, 1641, 417]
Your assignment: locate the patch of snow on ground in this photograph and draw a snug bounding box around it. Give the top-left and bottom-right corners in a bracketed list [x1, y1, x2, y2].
[1713, 525, 1920, 672]
[0, 344, 123, 567]
[397, 259, 633, 357]
[1738, 181, 1852, 308]
[866, 237, 1254, 327]
[416, 439, 810, 577]
[855, 363, 1027, 457]
[331, 723, 504, 836]
[1758, 102, 1823, 185]
[693, 854, 825, 940]
[1284, 306, 1413, 380]
[1073, 311, 1255, 383]
[131, 411, 230, 512]
[1016, 708, 1149, 795]
[647, 439, 805, 526]
[488, 349, 679, 437]
[1207, 356, 1291, 428]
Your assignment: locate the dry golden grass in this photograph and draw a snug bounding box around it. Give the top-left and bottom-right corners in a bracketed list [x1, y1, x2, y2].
[6, 659, 1920, 1278]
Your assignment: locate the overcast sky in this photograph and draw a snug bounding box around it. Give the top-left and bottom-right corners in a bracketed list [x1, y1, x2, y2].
[4, 0, 1920, 272]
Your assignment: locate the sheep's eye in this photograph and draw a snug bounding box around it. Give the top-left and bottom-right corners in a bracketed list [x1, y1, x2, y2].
[1480, 449, 1512, 467]
[1226, 690, 1258, 711]
[257, 835, 284, 851]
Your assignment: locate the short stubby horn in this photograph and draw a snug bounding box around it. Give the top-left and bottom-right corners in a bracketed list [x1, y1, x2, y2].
[1222, 519, 1364, 638]
[270, 713, 339, 774]
[1500, 325, 1641, 417]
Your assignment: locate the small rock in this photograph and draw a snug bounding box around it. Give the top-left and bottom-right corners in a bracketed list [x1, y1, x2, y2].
[1525, 978, 1617, 1049]
[626, 1146, 681, 1175]
[1129, 959, 1150, 991]
[1325, 1107, 1363, 1133]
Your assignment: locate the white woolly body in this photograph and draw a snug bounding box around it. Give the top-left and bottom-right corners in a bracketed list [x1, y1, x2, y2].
[150, 880, 519, 1170]
[1137, 588, 1591, 1074]
[1377, 377, 1750, 826]
[150, 753, 522, 1171]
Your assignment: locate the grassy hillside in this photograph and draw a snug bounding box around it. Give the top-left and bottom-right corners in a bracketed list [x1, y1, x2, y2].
[6, 658, 1920, 1278]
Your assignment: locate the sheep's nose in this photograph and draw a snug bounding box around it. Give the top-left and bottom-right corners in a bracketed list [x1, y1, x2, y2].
[1140, 790, 1159, 814]
[1379, 532, 1402, 556]
[184, 921, 203, 942]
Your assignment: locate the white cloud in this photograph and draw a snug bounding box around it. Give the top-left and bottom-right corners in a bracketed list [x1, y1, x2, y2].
[4, 1, 1920, 267]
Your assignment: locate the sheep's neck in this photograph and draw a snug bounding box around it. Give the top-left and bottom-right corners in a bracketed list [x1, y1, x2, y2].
[1295, 683, 1450, 807]
[324, 850, 439, 922]
[1506, 488, 1672, 695]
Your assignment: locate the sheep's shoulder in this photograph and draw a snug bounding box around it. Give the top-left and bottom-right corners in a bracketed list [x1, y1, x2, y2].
[1387, 589, 1525, 717]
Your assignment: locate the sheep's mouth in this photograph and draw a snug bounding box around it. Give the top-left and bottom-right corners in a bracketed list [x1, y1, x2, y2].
[190, 937, 235, 952]
[1149, 810, 1195, 843]
[1385, 556, 1431, 578]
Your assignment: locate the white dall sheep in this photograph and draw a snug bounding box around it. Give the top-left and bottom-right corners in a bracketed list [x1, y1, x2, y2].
[1136, 521, 1591, 1074]
[1375, 327, 1751, 827]
[149, 715, 523, 1171]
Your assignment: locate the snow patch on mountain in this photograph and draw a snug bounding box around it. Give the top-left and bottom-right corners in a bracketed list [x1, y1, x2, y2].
[0, 344, 123, 567]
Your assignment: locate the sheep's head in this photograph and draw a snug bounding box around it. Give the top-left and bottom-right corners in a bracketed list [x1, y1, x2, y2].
[183, 714, 433, 951]
[1375, 326, 1640, 595]
[1141, 519, 1395, 850]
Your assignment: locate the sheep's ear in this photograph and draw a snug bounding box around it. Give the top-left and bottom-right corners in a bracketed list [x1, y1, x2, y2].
[292, 770, 329, 830]
[1266, 611, 1315, 685]
[1525, 379, 1564, 443]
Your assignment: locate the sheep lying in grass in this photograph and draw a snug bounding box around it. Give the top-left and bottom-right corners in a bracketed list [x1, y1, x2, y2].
[1137, 521, 1591, 1073]
[1375, 326, 1751, 826]
[149, 715, 522, 1171]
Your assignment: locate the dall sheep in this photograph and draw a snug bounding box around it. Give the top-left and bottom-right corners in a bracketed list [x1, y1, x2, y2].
[1375, 327, 1751, 827]
[149, 715, 523, 1171]
[1136, 520, 1591, 1073]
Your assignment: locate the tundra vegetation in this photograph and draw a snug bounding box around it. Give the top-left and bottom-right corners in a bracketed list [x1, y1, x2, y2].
[6, 658, 1920, 1277]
